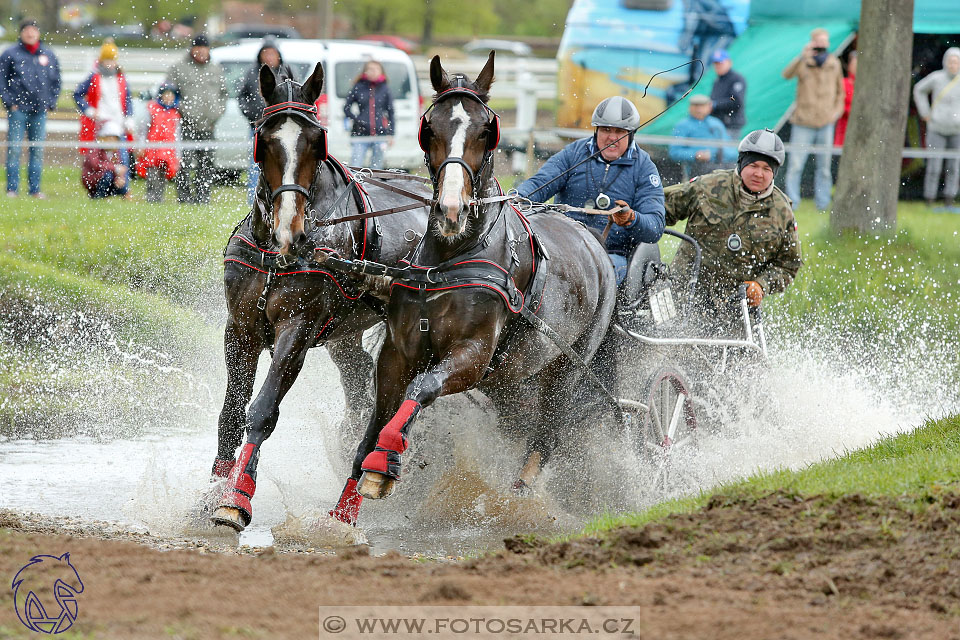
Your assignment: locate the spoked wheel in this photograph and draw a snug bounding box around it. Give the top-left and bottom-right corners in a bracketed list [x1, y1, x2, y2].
[627, 365, 698, 493]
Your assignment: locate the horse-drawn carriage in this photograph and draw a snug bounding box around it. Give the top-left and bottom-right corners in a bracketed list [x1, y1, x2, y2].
[604, 228, 771, 491]
[205, 51, 774, 533]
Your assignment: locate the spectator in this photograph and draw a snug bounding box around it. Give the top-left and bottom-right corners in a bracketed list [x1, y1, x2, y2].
[834, 51, 857, 147]
[669, 94, 736, 180]
[73, 39, 134, 155]
[709, 49, 746, 140]
[781, 27, 845, 211]
[81, 123, 130, 199]
[343, 60, 394, 169]
[913, 47, 960, 207]
[136, 84, 181, 203]
[238, 40, 292, 203]
[0, 19, 61, 199]
[165, 33, 227, 204]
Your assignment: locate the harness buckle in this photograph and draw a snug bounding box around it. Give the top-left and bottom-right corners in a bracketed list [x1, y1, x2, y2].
[419, 318, 429, 332]
[257, 296, 267, 311]
[275, 253, 295, 269]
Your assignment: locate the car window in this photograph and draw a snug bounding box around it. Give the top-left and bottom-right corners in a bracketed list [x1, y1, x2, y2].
[334, 61, 412, 100]
[220, 60, 325, 99]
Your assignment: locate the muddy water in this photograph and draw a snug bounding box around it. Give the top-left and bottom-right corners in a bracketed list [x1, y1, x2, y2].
[1, 309, 957, 557]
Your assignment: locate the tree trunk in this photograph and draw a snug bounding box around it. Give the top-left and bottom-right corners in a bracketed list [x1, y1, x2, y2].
[831, 0, 914, 232]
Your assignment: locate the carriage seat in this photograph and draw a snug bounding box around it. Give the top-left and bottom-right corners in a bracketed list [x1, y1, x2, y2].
[616, 242, 679, 331]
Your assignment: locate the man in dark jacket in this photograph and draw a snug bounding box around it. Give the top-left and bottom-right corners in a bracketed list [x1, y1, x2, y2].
[238, 40, 292, 203]
[708, 49, 746, 140]
[0, 19, 61, 198]
[165, 33, 227, 204]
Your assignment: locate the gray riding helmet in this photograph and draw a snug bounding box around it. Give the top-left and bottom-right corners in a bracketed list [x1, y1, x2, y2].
[737, 128, 785, 172]
[591, 96, 642, 131]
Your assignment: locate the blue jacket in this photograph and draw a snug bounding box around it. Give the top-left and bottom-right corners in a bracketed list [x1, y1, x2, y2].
[343, 77, 394, 136]
[0, 41, 61, 114]
[516, 137, 665, 257]
[668, 115, 737, 164]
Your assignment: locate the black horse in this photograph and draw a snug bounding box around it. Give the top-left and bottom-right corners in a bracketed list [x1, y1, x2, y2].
[210, 63, 431, 531]
[328, 53, 618, 522]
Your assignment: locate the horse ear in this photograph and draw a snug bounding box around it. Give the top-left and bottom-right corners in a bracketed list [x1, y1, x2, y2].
[474, 51, 496, 97]
[430, 55, 449, 93]
[302, 62, 325, 104]
[259, 64, 278, 103]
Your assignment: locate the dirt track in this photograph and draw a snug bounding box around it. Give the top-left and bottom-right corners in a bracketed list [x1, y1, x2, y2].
[2, 490, 959, 639]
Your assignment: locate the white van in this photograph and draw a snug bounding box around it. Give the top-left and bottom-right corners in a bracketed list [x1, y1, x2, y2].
[210, 39, 423, 171]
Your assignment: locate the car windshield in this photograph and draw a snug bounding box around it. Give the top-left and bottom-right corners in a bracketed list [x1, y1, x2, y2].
[334, 61, 412, 99]
[221, 61, 320, 100]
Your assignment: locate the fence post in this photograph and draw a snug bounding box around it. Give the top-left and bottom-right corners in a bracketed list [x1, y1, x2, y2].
[514, 58, 538, 178]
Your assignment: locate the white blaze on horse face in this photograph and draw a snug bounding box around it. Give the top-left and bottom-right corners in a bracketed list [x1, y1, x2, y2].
[439, 103, 471, 230]
[274, 119, 302, 251]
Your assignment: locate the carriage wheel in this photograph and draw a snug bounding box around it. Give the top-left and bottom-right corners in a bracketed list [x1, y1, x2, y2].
[624, 365, 698, 493]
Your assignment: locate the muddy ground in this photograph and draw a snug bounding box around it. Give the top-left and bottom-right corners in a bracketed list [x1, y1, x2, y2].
[1, 490, 959, 639]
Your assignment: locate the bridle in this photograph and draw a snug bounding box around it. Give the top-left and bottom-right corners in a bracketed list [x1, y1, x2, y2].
[419, 76, 502, 216]
[253, 79, 328, 211]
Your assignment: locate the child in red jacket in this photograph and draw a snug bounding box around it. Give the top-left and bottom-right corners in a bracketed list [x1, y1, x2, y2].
[137, 84, 181, 202]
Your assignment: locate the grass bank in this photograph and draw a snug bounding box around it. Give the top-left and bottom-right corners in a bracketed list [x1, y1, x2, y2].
[586, 413, 960, 535]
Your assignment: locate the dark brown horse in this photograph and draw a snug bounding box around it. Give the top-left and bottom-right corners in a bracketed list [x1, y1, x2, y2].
[328, 53, 618, 524]
[210, 63, 431, 531]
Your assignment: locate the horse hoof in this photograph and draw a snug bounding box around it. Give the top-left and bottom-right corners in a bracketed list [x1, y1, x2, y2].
[211, 506, 246, 532]
[357, 472, 395, 499]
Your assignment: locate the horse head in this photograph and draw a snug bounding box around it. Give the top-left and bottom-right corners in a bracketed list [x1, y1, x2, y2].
[420, 51, 498, 239]
[255, 62, 327, 258]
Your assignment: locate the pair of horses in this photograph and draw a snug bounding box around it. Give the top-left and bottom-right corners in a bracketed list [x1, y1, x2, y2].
[209, 53, 616, 532]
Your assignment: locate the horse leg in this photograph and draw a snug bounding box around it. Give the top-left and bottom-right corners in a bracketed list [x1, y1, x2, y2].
[326, 332, 375, 439]
[513, 363, 581, 493]
[356, 340, 490, 501]
[213, 318, 263, 480]
[330, 338, 415, 518]
[211, 321, 315, 531]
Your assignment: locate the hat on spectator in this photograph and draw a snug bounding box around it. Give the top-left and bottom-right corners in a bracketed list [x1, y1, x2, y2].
[100, 40, 119, 61]
[192, 33, 210, 48]
[710, 49, 730, 63]
[19, 19, 38, 32]
[689, 94, 712, 106]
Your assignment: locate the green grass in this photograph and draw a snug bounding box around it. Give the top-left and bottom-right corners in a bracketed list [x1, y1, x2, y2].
[768, 200, 960, 337]
[584, 412, 960, 536]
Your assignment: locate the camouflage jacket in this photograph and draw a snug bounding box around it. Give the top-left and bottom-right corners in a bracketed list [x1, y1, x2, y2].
[664, 170, 802, 306]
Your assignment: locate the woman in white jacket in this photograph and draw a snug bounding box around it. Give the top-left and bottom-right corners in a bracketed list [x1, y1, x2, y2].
[913, 47, 960, 206]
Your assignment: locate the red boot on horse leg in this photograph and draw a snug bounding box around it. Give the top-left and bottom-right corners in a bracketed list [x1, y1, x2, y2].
[211, 443, 259, 531]
[357, 398, 421, 499]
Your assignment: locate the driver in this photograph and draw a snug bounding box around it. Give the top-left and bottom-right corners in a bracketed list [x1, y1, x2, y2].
[664, 128, 803, 329]
[515, 96, 665, 283]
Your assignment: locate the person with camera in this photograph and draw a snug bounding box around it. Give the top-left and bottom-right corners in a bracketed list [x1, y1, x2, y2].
[781, 27, 845, 212]
[664, 129, 803, 333]
[515, 96, 665, 284]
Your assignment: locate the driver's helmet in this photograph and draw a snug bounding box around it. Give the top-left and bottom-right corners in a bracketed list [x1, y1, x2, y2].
[591, 96, 641, 131]
[737, 128, 785, 169]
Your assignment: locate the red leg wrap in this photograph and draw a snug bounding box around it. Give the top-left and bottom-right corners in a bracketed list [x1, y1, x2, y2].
[219, 443, 257, 525]
[360, 400, 420, 479]
[329, 478, 363, 525]
[212, 458, 235, 478]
